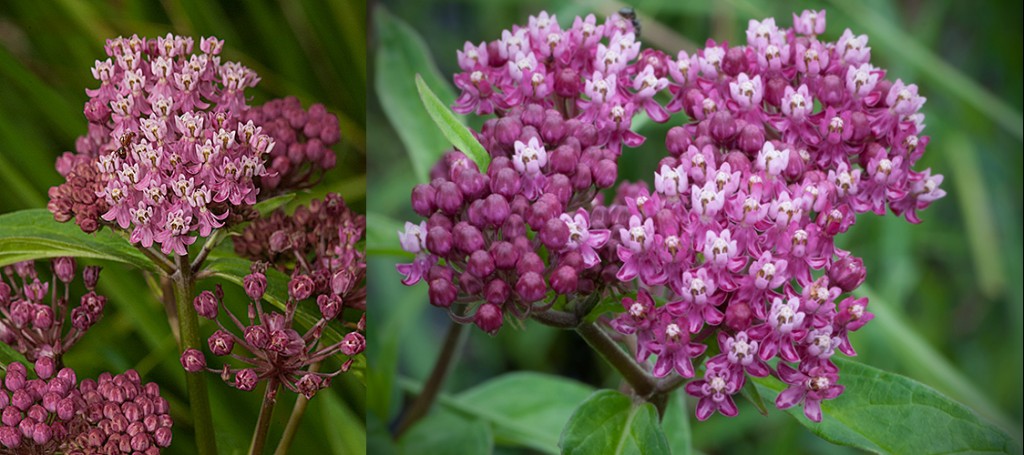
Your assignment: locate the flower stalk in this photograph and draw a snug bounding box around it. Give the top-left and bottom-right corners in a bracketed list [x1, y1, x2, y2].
[173, 252, 218, 455]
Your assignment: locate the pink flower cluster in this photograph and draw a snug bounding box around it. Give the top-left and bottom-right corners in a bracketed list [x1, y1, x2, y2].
[50, 34, 276, 255]
[607, 9, 942, 422]
[399, 9, 945, 425]
[0, 259, 105, 362]
[398, 11, 672, 333]
[0, 359, 172, 454]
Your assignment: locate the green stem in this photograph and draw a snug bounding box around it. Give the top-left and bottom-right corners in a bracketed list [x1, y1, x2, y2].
[273, 351, 322, 455]
[575, 321, 656, 399]
[173, 252, 218, 455]
[394, 322, 467, 438]
[249, 378, 281, 455]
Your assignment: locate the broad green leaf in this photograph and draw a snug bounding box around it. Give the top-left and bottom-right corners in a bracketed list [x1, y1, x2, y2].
[559, 390, 670, 455]
[660, 390, 694, 455]
[202, 257, 346, 346]
[752, 358, 1021, 454]
[374, 7, 459, 183]
[0, 209, 156, 273]
[399, 410, 493, 455]
[0, 341, 28, 367]
[321, 389, 367, 455]
[455, 372, 596, 452]
[253, 193, 296, 216]
[415, 74, 490, 170]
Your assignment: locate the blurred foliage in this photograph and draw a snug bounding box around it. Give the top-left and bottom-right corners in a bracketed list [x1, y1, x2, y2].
[0, 0, 366, 453]
[368, 0, 1023, 453]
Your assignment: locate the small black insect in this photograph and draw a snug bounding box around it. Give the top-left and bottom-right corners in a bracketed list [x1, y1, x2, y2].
[115, 131, 136, 159]
[619, 7, 641, 38]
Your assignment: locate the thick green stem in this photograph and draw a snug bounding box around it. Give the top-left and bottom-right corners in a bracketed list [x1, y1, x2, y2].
[394, 322, 467, 438]
[248, 378, 281, 455]
[173, 252, 218, 455]
[575, 321, 657, 399]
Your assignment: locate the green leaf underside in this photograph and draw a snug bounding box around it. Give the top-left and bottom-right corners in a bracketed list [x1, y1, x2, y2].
[0, 209, 155, 272]
[202, 257, 346, 346]
[374, 7, 458, 184]
[559, 390, 670, 455]
[414, 74, 491, 170]
[752, 358, 1021, 454]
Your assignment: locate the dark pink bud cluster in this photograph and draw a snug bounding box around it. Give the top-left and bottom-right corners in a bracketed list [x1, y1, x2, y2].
[0, 259, 106, 362]
[48, 34, 277, 255]
[240, 96, 340, 194]
[605, 10, 937, 423]
[47, 154, 110, 234]
[234, 193, 367, 312]
[397, 11, 673, 334]
[184, 261, 364, 398]
[0, 359, 171, 454]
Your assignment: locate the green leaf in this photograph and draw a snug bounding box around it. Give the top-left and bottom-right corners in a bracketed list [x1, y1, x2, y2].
[253, 193, 296, 216]
[399, 410, 494, 455]
[201, 257, 345, 346]
[374, 6, 459, 183]
[559, 390, 670, 455]
[0, 209, 156, 273]
[0, 342, 28, 366]
[321, 389, 367, 455]
[660, 390, 693, 455]
[415, 74, 490, 170]
[752, 358, 1021, 454]
[455, 372, 596, 452]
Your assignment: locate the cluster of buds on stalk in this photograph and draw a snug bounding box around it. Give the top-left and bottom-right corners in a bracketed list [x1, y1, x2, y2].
[184, 195, 366, 399]
[0, 359, 172, 454]
[0, 259, 105, 363]
[397, 11, 672, 334]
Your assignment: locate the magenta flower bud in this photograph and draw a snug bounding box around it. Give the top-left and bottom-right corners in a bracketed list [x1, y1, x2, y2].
[52, 257, 76, 284]
[593, 159, 618, 188]
[81, 291, 106, 314]
[57, 397, 75, 421]
[495, 116, 523, 147]
[709, 111, 737, 144]
[244, 272, 267, 301]
[829, 255, 867, 292]
[458, 271, 483, 295]
[724, 151, 752, 175]
[554, 67, 580, 97]
[235, 369, 259, 391]
[82, 265, 101, 290]
[571, 162, 593, 190]
[426, 226, 453, 257]
[154, 427, 173, 448]
[452, 222, 484, 254]
[435, 181, 464, 214]
[454, 168, 488, 200]
[130, 433, 151, 451]
[490, 241, 519, 270]
[0, 426, 19, 449]
[666, 126, 691, 156]
[11, 390, 32, 411]
[317, 294, 343, 320]
[208, 329, 234, 356]
[83, 97, 110, 123]
[70, 307, 94, 330]
[31, 421, 51, 445]
[515, 271, 546, 303]
[34, 357, 55, 380]
[737, 123, 765, 154]
[268, 230, 291, 253]
[545, 174, 573, 206]
[482, 194, 510, 226]
[474, 303, 503, 335]
[340, 332, 366, 356]
[193, 290, 219, 320]
[541, 112, 567, 144]
[179, 349, 206, 373]
[849, 111, 870, 142]
[549, 144, 579, 175]
[5, 363, 26, 391]
[501, 213, 526, 239]
[295, 373, 323, 400]
[765, 76, 788, 107]
[539, 217, 570, 249]
[725, 300, 753, 331]
[2, 407, 21, 427]
[56, 368, 76, 387]
[467, 250, 496, 278]
[428, 278, 457, 308]
[516, 252, 545, 276]
[288, 274, 315, 301]
[550, 265, 578, 295]
[819, 74, 845, 106]
[490, 167, 522, 197]
[32, 305, 54, 330]
[484, 279, 510, 305]
[411, 184, 437, 217]
[244, 325, 270, 349]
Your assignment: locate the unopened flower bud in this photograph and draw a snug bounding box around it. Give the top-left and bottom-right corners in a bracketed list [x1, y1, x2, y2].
[234, 369, 258, 391]
[340, 332, 365, 356]
[179, 349, 206, 373]
[288, 274, 315, 301]
[52, 257, 76, 284]
[193, 291, 219, 320]
[244, 272, 267, 301]
[208, 330, 234, 356]
[474, 303, 503, 335]
[829, 255, 866, 292]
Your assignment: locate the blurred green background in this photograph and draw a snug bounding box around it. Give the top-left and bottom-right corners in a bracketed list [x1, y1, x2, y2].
[0, 1, 366, 453]
[367, 0, 1023, 453]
